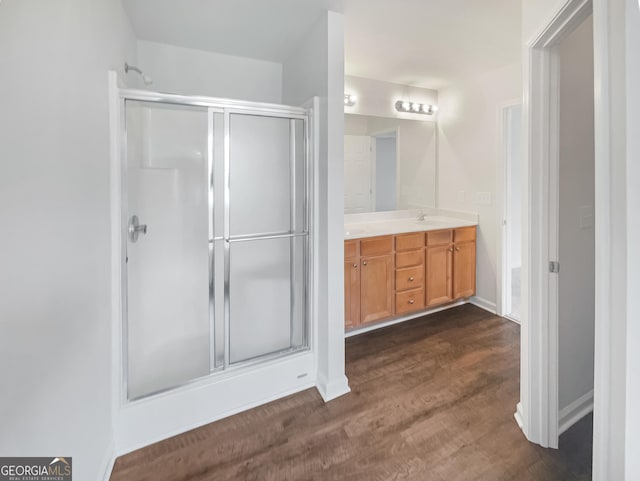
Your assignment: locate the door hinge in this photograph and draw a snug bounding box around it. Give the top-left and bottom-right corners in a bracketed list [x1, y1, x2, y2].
[549, 261, 560, 273]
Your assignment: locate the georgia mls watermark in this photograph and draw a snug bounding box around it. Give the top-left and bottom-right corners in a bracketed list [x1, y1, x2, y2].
[0, 458, 72, 481]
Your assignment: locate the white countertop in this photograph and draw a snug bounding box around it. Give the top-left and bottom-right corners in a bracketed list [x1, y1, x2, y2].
[344, 209, 478, 240]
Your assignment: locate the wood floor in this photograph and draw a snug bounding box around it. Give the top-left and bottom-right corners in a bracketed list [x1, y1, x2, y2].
[111, 305, 593, 481]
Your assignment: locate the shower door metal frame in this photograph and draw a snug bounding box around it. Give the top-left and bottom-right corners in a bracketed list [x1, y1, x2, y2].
[119, 88, 313, 403]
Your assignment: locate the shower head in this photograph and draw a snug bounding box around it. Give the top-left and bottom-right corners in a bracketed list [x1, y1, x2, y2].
[124, 62, 153, 86]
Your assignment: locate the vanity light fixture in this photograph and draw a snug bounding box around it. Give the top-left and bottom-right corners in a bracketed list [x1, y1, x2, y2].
[395, 100, 438, 115]
[344, 94, 357, 107]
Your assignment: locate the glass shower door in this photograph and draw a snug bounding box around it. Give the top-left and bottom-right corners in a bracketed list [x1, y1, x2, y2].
[125, 101, 212, 399]
[122, 97, 310, 401]
[227, 113, 308, 364]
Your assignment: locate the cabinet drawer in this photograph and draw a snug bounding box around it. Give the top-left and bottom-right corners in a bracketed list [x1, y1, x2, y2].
[396, 287, 425, 315]
[360, 236, 393, 257]
[395, 232, 424, 252]
[426, 229, 452, 246]
[344, 240, 358, 260]
[454, 227, 476, 243]
[396, 265, 424, 292]
[396, 249, 424, 269]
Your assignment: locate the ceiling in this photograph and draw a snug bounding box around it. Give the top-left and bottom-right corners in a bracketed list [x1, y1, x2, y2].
[344, 0, 521, 89]
[123, 0, 521, 90]
[122, 0, 343, 63]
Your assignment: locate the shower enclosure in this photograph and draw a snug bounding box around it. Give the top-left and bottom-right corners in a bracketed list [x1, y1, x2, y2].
[120, 90, 312, 401]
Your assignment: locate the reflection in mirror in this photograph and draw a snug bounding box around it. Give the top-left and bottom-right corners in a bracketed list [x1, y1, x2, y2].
[374, 132, 397, 211]
[344, 114, 437, 214]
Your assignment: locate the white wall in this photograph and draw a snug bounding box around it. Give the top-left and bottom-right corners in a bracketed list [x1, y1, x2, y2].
[557, 16, 595, 413]
[344, 75, 438, 122]
[137, 40, 282, 103]
[282, 11, 350, 401]
[624, 1, 640, 478]
[0, 1, 137, 480]
[437, 62, 522, 309]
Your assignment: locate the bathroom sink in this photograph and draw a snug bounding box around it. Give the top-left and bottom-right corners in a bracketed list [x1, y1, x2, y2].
[413, 218, 448, 227]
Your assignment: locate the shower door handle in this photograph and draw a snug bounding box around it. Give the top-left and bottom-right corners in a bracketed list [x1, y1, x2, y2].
[128, 215, 148, 243]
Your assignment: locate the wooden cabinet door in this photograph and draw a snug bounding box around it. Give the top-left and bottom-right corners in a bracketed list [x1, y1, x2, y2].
[344, 259, 361, 329]
[453, 241, 476, 299]
[426, 245, 453, 307]
[360, 254, 394, 324]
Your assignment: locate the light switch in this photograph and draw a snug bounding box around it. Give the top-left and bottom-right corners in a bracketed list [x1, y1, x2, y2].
[474, 191, 492, 205]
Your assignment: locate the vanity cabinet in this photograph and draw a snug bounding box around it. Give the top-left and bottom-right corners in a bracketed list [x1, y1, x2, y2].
[344, 226, 476, 331]
[425, 244, 454, 307]
[395, 232, 425, 315]
[360, 236, 394, 324]
[426, 227, 476, 307]
[344, 241, 360, 329]
[452, 228, 477, 299]
[344, 236, 394, 328]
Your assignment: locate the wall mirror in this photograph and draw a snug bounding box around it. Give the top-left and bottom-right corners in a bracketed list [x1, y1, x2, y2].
[344, 113, 437, 214]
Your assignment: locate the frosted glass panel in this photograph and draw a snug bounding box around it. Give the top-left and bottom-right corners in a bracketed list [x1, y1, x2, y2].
[229, 114, 293, 236]
[126, 101, 211, 399]
[229, 237, 306, 363]
[290, 236, 307, 347]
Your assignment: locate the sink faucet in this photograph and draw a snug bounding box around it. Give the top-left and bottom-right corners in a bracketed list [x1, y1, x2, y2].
[417, 210, 426, 221]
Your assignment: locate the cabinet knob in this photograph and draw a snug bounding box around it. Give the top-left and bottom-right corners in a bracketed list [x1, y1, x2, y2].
[449, 247, 454, 252]
[455, 246, 460, 251]
[353, 263, 358, 268]
[363, 261, 367, 266]
[409, 299, 415, 304]
[409, 276, 415, 282]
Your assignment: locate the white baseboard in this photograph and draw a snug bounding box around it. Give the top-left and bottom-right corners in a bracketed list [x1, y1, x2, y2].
[469, 296, 497, 314]
[345, 300, 468, 338]
[504, 314, 521, 325]
[514, 402, 525, 430]
[100, 439, 116, 481]
[316, 374, 350, 402]
[559, 389, 594, 435]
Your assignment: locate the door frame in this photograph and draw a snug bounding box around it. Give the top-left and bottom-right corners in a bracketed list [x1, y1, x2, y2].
[520, 0, 612, 465]
[496, 99, 523, 320]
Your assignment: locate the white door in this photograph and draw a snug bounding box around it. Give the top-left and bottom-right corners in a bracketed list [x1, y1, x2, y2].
[125, 101, 211, 400]
[344, 135, 373, 213]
